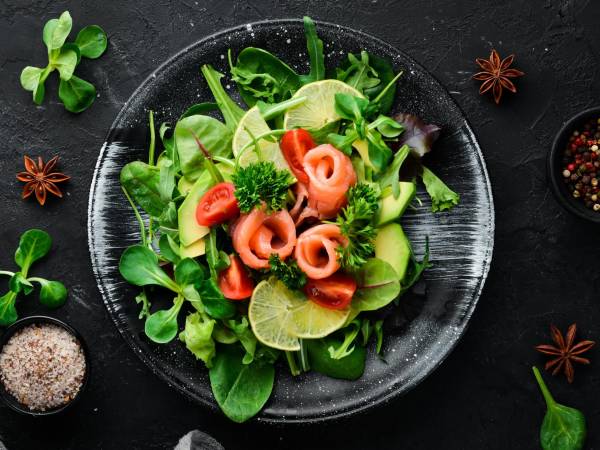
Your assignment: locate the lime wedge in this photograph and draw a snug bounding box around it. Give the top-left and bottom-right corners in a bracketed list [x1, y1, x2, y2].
[248, 278, 350, 350]
[283, 79, 363, 130]
[248, 278, 301, 351]
[232, 106, 290, 170]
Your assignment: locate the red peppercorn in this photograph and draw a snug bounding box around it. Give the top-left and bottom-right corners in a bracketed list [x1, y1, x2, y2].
[587, 162, 594, 170]
[568, 163, 576, 171]
[592, 152, 598, 160]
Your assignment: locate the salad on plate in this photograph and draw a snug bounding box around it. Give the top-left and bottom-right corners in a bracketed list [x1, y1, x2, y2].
[118, 17, 459, 422]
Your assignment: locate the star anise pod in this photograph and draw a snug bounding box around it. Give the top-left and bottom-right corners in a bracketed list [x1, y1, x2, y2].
[16, 156, 70, 206]
[535, 323, 595, 383]
[472, 49, 524, 104]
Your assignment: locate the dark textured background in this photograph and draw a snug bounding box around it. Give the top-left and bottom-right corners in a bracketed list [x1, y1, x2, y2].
[0, 1, 599, 449]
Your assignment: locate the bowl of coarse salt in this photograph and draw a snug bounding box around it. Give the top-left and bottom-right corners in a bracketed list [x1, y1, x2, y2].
[0, 316, 89, 415]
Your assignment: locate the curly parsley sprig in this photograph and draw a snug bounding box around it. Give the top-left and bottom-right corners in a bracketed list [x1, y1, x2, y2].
[268, 255, 307, 290]
[335, 183, 380, 271]
[231, 162, 294, 213]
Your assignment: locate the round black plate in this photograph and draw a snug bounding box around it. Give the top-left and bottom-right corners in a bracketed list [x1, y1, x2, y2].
[87, 19, 494, 423]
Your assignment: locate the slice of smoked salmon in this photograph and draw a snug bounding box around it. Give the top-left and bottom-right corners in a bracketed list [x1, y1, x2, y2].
[295, 224, 347, 279]
[302, 144, 356, 219]
[233, 208, 297, 269]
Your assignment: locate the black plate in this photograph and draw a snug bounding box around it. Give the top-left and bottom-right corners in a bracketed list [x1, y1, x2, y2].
[87, 19, 494, 423]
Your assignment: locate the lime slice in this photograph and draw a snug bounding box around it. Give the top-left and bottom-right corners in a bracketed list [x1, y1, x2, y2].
[232, 106, 289, 170]
[283, 79, 363, 130]
[290, 298, 350, 339]
[248, 278, 302, 351]
[248, 278, 351, 350]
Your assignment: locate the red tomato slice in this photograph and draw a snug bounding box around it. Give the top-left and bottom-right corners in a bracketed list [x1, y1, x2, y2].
[280, 129, 316, 184]
[218, 255, 254, 300]
[195, 182, 240, 227]
[304, 273, 357, 310]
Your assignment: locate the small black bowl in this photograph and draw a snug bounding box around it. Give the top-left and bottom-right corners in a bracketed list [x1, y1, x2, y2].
[548, 106, 600, 223]
[0, 316, 90, 416]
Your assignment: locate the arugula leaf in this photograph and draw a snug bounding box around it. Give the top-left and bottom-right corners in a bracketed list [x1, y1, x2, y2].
[363, 53, 398, 114]
[200, 65, 245, 132]
[336, 51, 380, 92]
[421, 166, 460, 212]
[232, 161, 294, 213]
[268, 255, 306, 290]
[230, 47, 301, 106]
[299, 16, 325, 84]
[377, 144, 409, 199]
[335, 183, 380, 271]
[180, 312, 216, 367]
[328, 319, 361, 359]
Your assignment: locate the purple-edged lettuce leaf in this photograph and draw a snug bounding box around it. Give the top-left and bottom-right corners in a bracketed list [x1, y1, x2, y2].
[394, 113, 441, 157]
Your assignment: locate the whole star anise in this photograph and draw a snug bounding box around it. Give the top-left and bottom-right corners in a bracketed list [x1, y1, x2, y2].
[16, 156, 70, 206]
[535, 323, 595, 383]
[472, 49, 524, 104]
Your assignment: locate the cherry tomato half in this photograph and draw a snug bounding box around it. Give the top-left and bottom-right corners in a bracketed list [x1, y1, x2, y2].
[218, 255, 254, 300]
[304, 273, 357, 310]
[279, 129, 316, 184]
[195, 182, 240, 227]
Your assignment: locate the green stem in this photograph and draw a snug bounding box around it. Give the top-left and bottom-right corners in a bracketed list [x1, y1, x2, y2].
[258, 96, 307, 121]
[245, 127, 264, 161]
[121, 186, 147, 247]
[285, 351, 301, 376]
[299, 340, 310, 372]
[0, 271, 15, 277]
[213, 156, 236, 168]
[372, 70, 403, 105]
[27, 277, 46, 284]
[148, 110, 156, 166]
[533, 366, 556, 408]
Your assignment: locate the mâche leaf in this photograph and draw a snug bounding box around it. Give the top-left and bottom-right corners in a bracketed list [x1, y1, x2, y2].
[58, 75, 96, 113]
[145, 296, 185, 343]
[15, 229, 52, 271]
[119, 245, 179, 292]
[74, 25, 108, 59]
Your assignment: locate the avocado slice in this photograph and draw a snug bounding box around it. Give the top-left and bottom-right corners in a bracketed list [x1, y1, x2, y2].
[177, 176, 195, 196]
[180, 238, 206, 258]
[178, 164, 233, 246]
[352, 139, 374, 169]
[374, 223, 411, 279]
[375, 181, 416, 226]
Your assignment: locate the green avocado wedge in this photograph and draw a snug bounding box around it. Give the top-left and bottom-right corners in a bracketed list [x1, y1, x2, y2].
[376, 181, 416, 226]
[374, 223, 411, 280]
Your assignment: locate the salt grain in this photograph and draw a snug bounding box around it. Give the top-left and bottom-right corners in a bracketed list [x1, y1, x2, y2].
[0, 324, 86, 411]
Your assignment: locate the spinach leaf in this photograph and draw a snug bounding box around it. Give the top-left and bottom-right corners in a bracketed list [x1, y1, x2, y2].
[36, 279, 68, 308]
[300, 16, 325, 84]
[195, 278, 236, 320]
[58, 75, 96, 113]
[230, 47, 301, 106]
[119, 245, 179, 292]
[306, 337, 365, 380]
[421, 166, 460, 212]
[200, 65, 245, 132]
[351, 258, 400, 313]
[74, 25, 107, 59]
[377, 144, 409, 199]
[209, 345, 275, 423]
[175, 258, 205, 286]
[174, 114, 232, 181]
[0, 292, 18, 327]
[158, 159, 176, 203]
[144, 295, 184, 344]
[43, 11, 72, 52]
[533, 366, 586, 450]
[14, 229, 52, 271]
[179, 312, 216, 367]
[120, 161, 164, 217]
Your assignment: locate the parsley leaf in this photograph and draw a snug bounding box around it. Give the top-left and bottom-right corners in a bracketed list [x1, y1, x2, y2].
[232, 162, 294, 213]
[335, 183, 380, 271]
[268, 255, 306, 290]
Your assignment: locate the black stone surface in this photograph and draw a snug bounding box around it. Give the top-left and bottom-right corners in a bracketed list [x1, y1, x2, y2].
[0, 1, 599, 449]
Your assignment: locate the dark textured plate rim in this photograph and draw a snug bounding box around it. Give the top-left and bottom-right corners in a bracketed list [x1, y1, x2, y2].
[87, 18, 495, 424]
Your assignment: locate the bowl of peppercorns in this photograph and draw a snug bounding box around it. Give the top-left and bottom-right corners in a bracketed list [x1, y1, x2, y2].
[548, 107, 600, 223]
